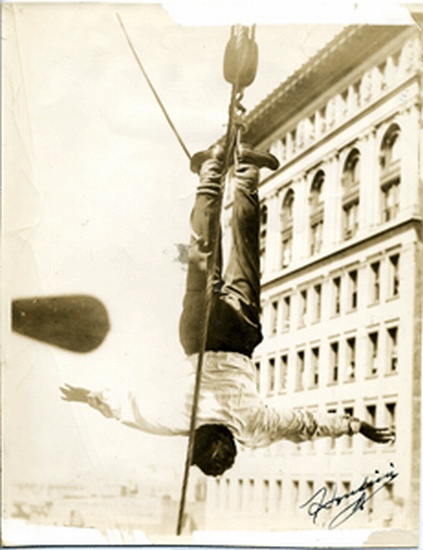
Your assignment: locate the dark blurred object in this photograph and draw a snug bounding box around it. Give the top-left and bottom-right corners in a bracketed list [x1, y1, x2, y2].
[12, 295, 110, 353]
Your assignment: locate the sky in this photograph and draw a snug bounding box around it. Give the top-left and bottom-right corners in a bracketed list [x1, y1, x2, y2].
[2, 0, 415, 506]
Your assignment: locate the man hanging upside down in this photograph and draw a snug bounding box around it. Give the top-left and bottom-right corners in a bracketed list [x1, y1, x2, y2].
[61, 143, 395, 477]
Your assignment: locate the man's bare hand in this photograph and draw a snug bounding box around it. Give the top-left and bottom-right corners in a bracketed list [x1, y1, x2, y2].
[60, 384, 90, 403]
[359, 421, 395, 444]
[60, 384, 114, 418]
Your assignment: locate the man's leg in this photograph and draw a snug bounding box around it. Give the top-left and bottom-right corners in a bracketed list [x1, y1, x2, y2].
[207, 146, 279, 357]
[179, 151, 224, 356]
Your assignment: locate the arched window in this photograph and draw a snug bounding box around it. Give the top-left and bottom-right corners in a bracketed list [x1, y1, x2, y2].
[259, 204, 268, 274]
[310, 170, 325, 255]
[281, 189, 294, 268]
[342, 148, 360, 240]
[380, 124, 401, 222]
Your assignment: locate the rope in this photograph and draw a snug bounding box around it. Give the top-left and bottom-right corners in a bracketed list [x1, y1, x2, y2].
[176, 81, 242, 536]
[176, 23, 256, 535]
[116, 14, 192, 162]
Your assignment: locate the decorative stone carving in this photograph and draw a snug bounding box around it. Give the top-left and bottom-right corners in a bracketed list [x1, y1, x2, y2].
[401, 37, 417, 74]
[361, 71, 373, 104]
[327, 98, 336, 128]
[297, 121, 305, 149]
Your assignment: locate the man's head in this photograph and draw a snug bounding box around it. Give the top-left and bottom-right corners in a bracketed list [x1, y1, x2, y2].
[192, 424, 237, 477]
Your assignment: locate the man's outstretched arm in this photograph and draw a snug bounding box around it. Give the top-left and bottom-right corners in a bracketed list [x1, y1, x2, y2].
[245, 406, 395, 448]
[60, 384, 186, 436]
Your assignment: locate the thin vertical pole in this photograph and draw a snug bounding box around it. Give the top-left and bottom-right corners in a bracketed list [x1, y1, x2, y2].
[176, 80, 239, 536]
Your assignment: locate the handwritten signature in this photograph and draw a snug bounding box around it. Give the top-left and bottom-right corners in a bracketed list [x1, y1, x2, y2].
[299, 463, 399, 529]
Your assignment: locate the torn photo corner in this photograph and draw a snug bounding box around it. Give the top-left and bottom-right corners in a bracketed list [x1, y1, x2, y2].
[2, 1, 422, 547]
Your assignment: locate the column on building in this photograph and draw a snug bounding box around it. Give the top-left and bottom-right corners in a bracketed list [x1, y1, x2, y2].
[322, 152, 342, 249]
[398, 102, 420, 218]
[265, 191, 282, 273]
[358, 127, 378, 233]
[293, 174, 310, 261]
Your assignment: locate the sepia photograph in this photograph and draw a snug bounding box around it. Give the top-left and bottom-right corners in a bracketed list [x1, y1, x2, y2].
[2, 1, 422, 546]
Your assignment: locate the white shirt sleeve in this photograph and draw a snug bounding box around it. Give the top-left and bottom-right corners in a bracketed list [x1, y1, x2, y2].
[87, 388, 187, 436]
[243, 405, 355, 448]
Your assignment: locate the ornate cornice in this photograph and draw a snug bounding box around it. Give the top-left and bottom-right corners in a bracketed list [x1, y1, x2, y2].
[243, 25, 411, 146]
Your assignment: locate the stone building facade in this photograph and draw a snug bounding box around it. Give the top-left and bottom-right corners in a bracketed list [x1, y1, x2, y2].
[205, 24, 422, 532]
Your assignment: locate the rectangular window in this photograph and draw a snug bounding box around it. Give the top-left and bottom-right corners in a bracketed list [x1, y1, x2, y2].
[268, 357, 275, 395]
[342, 481, 352, 496]
[238, 479, 244, 510]
[326, 480, 335, 494]
[367, 331, 378, 376]
[332, 276, 342, 316]
[215, 479, 221, 508]
[275, 480, 283, 512]
[370, 261, 380, 303]
[384, 402, 396, 441]
[387, 326, 398, 372]
[311, 346, 319, 387]
[225, 478, 231, 508]
[282, 234, 293, 268]
[282, 295, 291, 331]
[310, 219, 324, 255]
[306, 480, 315, 501]
[365, 404, 377, 448]
[346, 337, 356, 381]
[279, 354, 288, 392]
[254, 361, 261, 391]
[348, 269, 358, 311]
[270, 300, 278, 335]
[382, 180, 400, 222]
[263, 480, 270, 513]
[329, 342, 339, 383]
[292, 480, 299, 508]
[296, 350, 305, 391]
[299, 289, 308, 326]
[343, 202, 359, 240]
[389, 253, 400, 298]
[327, 408, 337, 450]
[313, 283, 322, 322]
[344, 406, 354, 449]
[248, 479, 255, 506]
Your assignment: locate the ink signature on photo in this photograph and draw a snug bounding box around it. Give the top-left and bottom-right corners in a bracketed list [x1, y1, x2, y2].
[299, 462, 399, 529]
